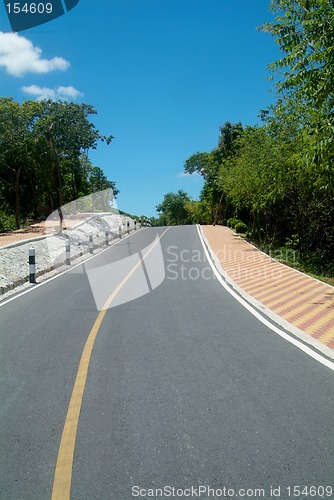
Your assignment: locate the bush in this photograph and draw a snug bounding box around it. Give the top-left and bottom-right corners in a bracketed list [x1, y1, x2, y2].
[0, 211, 16, 232]
[235, 221, 247, 234]
[227, 217, 241, 229]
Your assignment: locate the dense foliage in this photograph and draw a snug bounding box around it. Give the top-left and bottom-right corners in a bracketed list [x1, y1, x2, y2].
[155, 0, 334, 275]
[0, 98, 117, 230]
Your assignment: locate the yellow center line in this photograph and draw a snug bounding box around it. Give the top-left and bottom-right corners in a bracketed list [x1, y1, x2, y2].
[51, 227, 170, 500]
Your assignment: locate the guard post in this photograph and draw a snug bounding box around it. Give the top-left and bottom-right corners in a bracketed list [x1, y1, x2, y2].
[28, 247, 36, 283]
[105, 229, 110, 246]
[89, 232, 93, 254]
[65, 239, 71, 266]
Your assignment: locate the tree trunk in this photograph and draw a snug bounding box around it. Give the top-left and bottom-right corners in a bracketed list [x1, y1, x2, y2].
[213, 192, 224, 226]
[14, 167, 21, 229]
[49, 134, 63, 232]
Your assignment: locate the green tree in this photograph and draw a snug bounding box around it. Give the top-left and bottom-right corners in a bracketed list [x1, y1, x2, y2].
[184, 152, 219, 223]
[156, 190, 191, 225]
[34, 100, 113, 212]
[87, 165, 119, 195]
[220, 125, 306, 245]
[261, 0, 334, 193]
[260, 0, 334, 265]
[0, 98, 41, 228]
[184, 122, 243, 224]
[0, 98, 116, 230]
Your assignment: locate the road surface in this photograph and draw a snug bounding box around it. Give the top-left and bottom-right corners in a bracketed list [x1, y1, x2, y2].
[0, 226, 333, 499]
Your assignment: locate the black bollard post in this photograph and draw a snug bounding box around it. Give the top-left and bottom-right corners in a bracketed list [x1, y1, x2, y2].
[65, 239, 71, 266]
[89, 232, 93, 254]
[28, 248, 36, 283]
[105, 229, 110, 246]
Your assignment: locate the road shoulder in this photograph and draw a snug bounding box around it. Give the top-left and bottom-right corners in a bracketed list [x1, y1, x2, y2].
[201, 225, 334, 359]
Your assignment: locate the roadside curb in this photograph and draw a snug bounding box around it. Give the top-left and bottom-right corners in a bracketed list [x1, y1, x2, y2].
[0, 234, 49, 251]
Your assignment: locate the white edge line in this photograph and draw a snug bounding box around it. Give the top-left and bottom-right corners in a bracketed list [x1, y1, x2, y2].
[0, 229, 144, 308]
[196, 225, 334, 372]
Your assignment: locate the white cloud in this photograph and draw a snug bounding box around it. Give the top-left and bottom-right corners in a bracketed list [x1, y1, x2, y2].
[0, 31, 69, 77]
[22, 85, 83, 101]
[21, 85, 56, 100]
[57, 86, 83, 99]
[177, 172, 200, 178]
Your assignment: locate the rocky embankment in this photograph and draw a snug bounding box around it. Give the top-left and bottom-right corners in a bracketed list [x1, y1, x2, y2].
[0, 213, 135, 295]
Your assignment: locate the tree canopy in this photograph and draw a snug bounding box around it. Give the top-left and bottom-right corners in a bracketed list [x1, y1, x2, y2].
[0, 98, 116, 230]
[156, 190, 192, 226]
[155, 0, 334, 275]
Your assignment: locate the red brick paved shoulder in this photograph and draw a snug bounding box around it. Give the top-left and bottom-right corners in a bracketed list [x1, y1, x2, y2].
[202, 225, 334, 351]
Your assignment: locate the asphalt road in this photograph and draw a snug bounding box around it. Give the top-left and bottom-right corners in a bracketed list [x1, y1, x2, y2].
[0, 226, 333, 500]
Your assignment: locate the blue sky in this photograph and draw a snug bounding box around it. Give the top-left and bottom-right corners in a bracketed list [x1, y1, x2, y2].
[0, 0, 282, 217]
